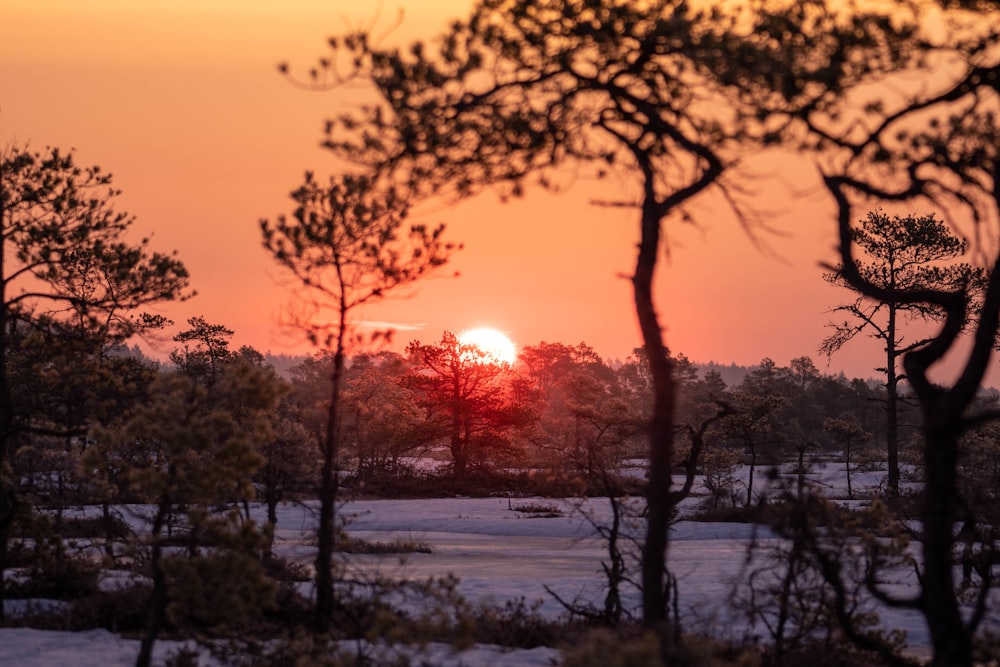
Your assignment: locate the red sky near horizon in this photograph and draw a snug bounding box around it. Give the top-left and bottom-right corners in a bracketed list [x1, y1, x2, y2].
[3, 1, 990, 385]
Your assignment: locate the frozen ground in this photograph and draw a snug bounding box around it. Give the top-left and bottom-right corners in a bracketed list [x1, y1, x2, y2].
[0, 627, 561, 667]
[0, 461, 972, 665]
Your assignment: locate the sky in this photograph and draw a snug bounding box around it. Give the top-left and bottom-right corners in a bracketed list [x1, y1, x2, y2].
[0, 1, 984, 383]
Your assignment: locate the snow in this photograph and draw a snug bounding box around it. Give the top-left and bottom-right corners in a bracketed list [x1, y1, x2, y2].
[0, 627, 560, 667]
[0, 462, 976, 665]
[0, 628, 175, 667]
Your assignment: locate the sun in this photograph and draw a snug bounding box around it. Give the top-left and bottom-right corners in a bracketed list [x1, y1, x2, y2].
[458, 328, 517, 365]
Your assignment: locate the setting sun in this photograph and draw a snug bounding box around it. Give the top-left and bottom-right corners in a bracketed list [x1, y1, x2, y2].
[458, 328, 517, 365]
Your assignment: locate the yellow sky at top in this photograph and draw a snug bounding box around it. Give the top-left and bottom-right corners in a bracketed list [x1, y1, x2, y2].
[0, 0, 979, 384]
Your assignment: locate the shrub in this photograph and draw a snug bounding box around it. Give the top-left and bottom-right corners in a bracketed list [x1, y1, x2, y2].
[338, 536, 432, 554]
[68, 585, 151, 633]
[6, 541, 101, 601]
[563, 629, 762, 667]
[164, 550, 277, 633]
[54, 514, 131, 540]
[509, 501, 564, 517]
[467, 597, 568, 648]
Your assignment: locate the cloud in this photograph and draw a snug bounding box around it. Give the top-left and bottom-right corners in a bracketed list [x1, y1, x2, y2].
[356, 320, 426, 332]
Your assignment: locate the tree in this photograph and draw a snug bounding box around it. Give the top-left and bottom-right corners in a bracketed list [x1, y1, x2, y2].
[11, 321, 160, 548]
[299, 0, 912, 633]
[260, 171, 456, 629]
[341, 351, 429, 482]
[519, 342, 641, 482]
[90, 360, 279, 667]
[823, 417, 870, 500]
[821, 210, 982, 495]
[255, 394, 312, 559]
[800, 6, 1000, 662]
[0, 144, 191, 619]
[170, 316, 237, 387]
[718, 391, 784, 509]
[405, 330, 526, 478]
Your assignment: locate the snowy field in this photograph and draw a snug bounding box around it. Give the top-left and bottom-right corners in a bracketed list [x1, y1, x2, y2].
[0, 462, 972, 665]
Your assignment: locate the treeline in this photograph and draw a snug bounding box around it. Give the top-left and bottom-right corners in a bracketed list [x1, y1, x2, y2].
[17, 315, 941, 519]
[21, 316, 947, 511]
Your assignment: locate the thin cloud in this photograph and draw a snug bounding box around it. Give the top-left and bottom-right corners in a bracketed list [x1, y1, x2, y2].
[356, 320, 426, 332]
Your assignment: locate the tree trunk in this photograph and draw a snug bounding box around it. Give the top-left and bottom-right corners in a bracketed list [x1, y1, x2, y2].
[314, 332, 345, 631]
[450, 411, 467, 479]
[452, 447, 468, 479]
[846, 441, 853, 500]
[886, 306, 900, 495]
[102, 502, 115, 560]
[264, 491, 279, 561]
[922, 412, 971, 667]
[603, 488, 624, 625]
[136, 502, 170, 667]
[266, 494, 279, 533]
[0, 490, 11, 623]
[634, 201, 676, 631]
[0, 210, 12, 621]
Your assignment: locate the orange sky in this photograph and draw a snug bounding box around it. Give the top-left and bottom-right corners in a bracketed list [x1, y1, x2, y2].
[2, 1, 986, 384]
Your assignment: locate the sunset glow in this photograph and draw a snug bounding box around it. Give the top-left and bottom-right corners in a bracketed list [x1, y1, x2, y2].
[459, 328, 517, 365]
[2, 1, 990, 384]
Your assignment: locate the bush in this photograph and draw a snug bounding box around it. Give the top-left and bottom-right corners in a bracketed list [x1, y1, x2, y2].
[337, 536, 432, 554]
[262, 555, 312, 582]
[6, 546, 101, 601]
[206, 632, 374, 667]
[54, 513, 131, 540]
[467, 597, 568, 648]
[67, 585, 150, 633]
[509, 501, 564, 517]
[563, 629, 762, 667]
[688, 504, 767, 524]
[164, 550, 277, 633]
[562, 628, 664, 667]
[765, 638, 901, 667]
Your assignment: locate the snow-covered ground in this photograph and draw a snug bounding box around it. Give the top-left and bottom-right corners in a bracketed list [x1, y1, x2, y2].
[0, 461, 969, 665]
[327, 494, 932, 658]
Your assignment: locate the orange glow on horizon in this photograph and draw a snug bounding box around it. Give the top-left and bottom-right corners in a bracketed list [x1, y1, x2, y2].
[3, 1, 992, 386]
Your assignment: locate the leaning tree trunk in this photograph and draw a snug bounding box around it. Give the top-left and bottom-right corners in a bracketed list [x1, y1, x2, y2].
[634, 200, 677, 631]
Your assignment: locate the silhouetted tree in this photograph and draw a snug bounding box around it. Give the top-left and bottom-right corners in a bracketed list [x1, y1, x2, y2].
[823, 417, 870, 500]
[170, 316, 236, 387]
[260, 172, 456, 629]
[718, 391, 784, 508]
[11, 320, 160, 537]
[821, 210, 982, 495]
[519, 342, 640, 481]
[406, 331, 526, 478]
[341, 351, 429, 481]
[805, 7, 1000, 661]
[256, 389, 312, 559]
[90, 360, 278, 667]
[0, 144, 191, 619]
